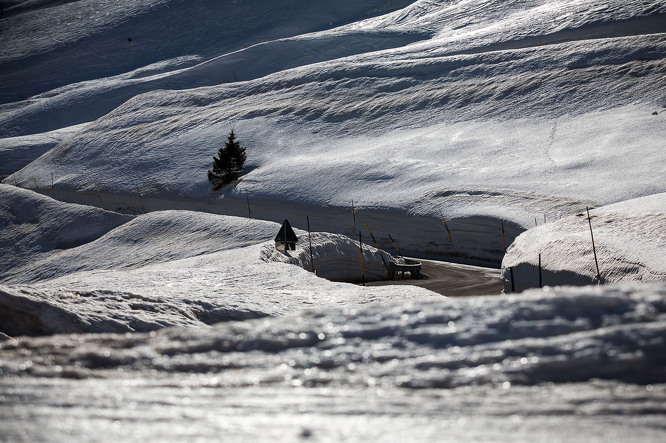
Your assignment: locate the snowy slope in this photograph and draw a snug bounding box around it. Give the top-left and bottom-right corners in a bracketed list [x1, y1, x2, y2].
[0, 184, 132, 280]
[502, 192, 666, 292]
[1, 283, 665, 441]
[0, 186, 431, 335]
[2, 2, 664, 268]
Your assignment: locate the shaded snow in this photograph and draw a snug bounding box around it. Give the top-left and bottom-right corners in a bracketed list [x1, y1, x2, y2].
[502, 193, 666, 292]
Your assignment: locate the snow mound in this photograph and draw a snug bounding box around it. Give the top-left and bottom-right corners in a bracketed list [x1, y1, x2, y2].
[261, 231, 396, 282]
[502, 193, 666, 292]
[0, 184, 132, 281]
[2, 283, 664, 387]
[1, 202, 281, 284]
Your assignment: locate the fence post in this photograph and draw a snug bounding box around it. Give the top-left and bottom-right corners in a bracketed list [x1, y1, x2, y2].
[509, 267, 516, 293]
[307, 216, 314, 273]
[365, 223, 390, 276]
[586, 206, 601, 282]
[501, 220, 507, 253]
[359, 231, 365, 286]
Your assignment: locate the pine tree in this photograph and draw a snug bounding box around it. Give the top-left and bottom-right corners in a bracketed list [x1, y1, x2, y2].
[207, 130, 247, 190]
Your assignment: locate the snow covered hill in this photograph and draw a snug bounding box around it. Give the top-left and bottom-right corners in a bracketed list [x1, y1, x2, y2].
[2, 1, 666, 440]
[0, 186, 431, 335]
[2, 2, 664, 246]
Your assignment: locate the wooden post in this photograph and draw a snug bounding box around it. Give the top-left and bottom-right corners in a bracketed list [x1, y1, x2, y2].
[509, 267, 516, 293]
[97, 192, 105, 210]
[352, 200, 356, 231]
[359, 231, 365, 286]
[538, 253, 542, 288]
[501, 220, 507, 253]
[388, 233, 404, 261]
[365, 223, 390, 275]
[246, 194, 254, 219]
[586, 206, 601, 282]
[307, 216, 315, 273]
[439, 210, 452, 241]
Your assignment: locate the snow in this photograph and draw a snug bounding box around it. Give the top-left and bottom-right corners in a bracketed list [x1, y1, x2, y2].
[1, 283, 666, 441]
[1, 0, 666, 440]
[502, 193, 666, 292]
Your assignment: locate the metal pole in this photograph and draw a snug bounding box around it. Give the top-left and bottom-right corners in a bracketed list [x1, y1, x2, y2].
[509, 267, 516, 293]
[387, 233, 404, 261]
[586, 206, 601, 281]
[359, 231, 365, 286]
[246, 194, 253, 219]
[439, 210, 452, 241]
[352, 200, 356, 231]
[501, 220, 507, 253]
[307, 216, 314, 273]
[365, 223, 390, 275]
[538, 253, 542, 288]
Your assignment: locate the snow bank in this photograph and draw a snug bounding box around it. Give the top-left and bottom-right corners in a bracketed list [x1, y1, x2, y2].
[0, 240, 434, 336]
[261, 231, 396, 282]
[0, 184, 132, 281]
[502, 193, 666, 292]
[2, 283, 665, 385]
[2, 282, 665, 441]
[0, 188, 433, 336]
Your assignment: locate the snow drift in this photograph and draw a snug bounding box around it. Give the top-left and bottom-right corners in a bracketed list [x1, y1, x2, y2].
[502, 193, 666, 292]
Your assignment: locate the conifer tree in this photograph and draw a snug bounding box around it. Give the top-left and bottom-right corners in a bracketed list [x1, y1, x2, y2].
[207, 130, 247, 190]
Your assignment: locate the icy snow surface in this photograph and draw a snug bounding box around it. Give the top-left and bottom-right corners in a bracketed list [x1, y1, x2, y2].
[2, 283, 666, 441]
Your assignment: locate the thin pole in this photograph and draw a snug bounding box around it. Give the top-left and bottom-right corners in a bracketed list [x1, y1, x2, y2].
[359, 231, 365, 286]
[387, 233, 404, 261]
[439, 210, 452, 241]
[97, 192, 105, 210]
[365, 223, 390, 275]
[246, 194, 254, 219]
[509, 267, 516, 293]
[352, 200, 356, 231]
[307, 216, 314, 273]
[501, 220, 507, 253]
[51, 173, 54, 189]
[538, 253, 542, 288]
[586, 206, 601, 281]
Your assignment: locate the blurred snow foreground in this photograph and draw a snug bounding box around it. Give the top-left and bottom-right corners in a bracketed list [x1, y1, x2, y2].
[1, 283, 666, 441]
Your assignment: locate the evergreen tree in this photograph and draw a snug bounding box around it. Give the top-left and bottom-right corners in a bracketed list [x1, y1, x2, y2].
[207, 130, 247, 190]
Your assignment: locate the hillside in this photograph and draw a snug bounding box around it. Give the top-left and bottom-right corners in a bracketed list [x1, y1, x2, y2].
[2, 0, 664, 264]
[1, 2, 666, 440]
